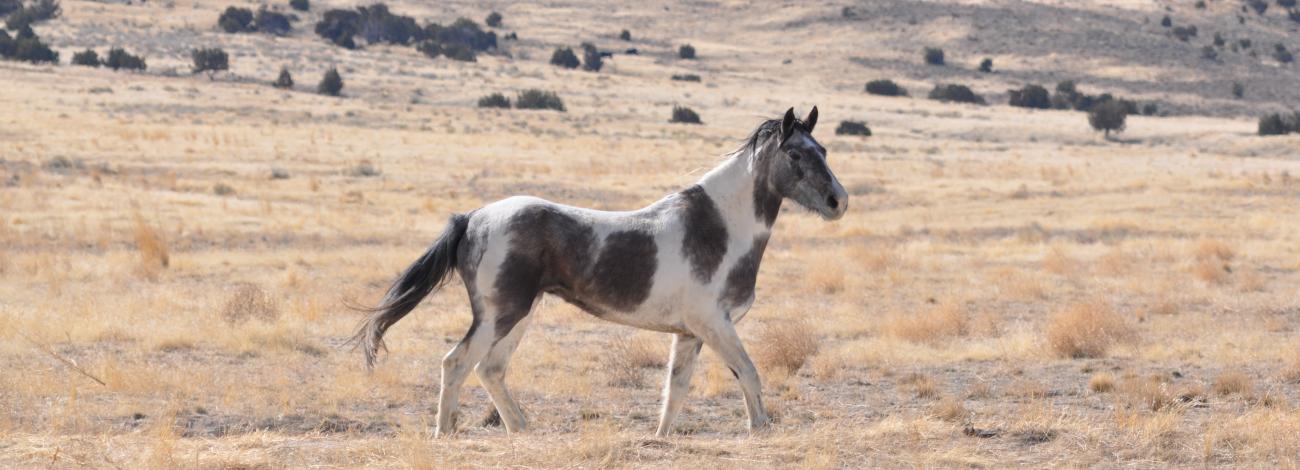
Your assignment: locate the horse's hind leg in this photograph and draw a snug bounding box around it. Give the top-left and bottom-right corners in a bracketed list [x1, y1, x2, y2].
[435, 311, 495, 437]
[474, 313, 533, 433]
[655, 333, 703, 437]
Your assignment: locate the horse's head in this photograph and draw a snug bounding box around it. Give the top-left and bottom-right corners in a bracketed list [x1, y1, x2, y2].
[764, 106, 848, 221]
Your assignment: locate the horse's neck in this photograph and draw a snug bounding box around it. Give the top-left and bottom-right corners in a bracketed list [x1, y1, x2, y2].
[696, 152, 776, 241]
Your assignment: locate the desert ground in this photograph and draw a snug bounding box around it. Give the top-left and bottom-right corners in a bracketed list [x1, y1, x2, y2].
[2, 0, 1300, 467]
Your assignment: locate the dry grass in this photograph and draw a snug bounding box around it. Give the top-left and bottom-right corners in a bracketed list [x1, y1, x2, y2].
[882, 302, 968, 345]
[1212, 371, 1254, 396]
[1044, 301, 1136, 359]
[753, 320, 819, 374]
[2, 0, 1299, 466]
[1089, 373, 1116, 393]
[220, 283, 281, 325]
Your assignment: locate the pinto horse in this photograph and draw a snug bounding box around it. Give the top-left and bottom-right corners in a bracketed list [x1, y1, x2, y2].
[351, 107, 847, 436]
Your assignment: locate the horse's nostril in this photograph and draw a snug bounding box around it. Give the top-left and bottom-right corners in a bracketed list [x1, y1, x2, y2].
[827, 195, 839, 209]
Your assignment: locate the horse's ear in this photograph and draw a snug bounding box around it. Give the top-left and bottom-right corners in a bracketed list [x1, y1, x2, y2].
[781, 107, 796, 143]
[806, 106, 818, 134]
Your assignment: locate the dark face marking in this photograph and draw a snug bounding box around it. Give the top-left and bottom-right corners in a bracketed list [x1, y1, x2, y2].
[719, 236, 768, 311]
[746, 108, 844, 224]
[588, 230, 658, 311]
[678, 185, 728, 282]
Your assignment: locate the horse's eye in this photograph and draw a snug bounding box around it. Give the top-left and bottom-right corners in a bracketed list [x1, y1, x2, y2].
[789, 151, 802, 161]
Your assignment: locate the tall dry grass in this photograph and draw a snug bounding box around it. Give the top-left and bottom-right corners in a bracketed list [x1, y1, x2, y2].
[1044, 301, 1136, 358]
[752, 320, 819, 375]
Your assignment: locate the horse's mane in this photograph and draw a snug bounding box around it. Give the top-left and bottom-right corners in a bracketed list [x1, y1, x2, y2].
[732, 117, 810, 159]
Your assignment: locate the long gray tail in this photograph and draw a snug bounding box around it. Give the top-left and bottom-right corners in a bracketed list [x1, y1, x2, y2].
[349, 213, 470, 369]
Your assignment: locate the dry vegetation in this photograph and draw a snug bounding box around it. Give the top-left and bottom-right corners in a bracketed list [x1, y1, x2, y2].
[3, 0, 1300, 467]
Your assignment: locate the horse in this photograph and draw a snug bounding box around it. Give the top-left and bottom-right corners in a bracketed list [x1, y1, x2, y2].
[350, 106, 847, 437]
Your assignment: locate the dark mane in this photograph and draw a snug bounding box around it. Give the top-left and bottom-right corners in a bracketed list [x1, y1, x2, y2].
[734, 117, 809, 157]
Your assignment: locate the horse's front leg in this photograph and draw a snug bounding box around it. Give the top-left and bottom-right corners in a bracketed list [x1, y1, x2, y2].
[656, 333, 703, 436]
[689, 314, 770, 433]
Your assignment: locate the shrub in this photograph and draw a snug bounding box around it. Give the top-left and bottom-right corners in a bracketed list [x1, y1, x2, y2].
[865, 79, 907, 96]
[978, 57, 992, 72]
[928, 84, 984, 104]
[669, 106, 701, 124]
[220, 283, 280, 325]
[415, 40, 441, 58]
[357, 4, 421, 45]
[1258, 113, 1290, 135]
[1195, 0, 1206, 8]
[1045, 301, 1134, 358]
[315, 9, 361, 48]
[0, 0, 19, 16]
[218, 6, 255, 33]
[1141, 103, 1158, 116]
[678, 44, 695, 59]
[752, 320, 818, 374]
[1240, 38, 1253, 49]
[1201, 45, 1218, 61]
[1171, 25, 1197, 42]
[104, 47, 146, 71]
[477, 92, 510, 108]
[835, 120, 871, 136]
[549, 46, 579, 68]
[580, 42, 602, 71]
[4, 0, 59, 30]
[1283, 0, 1298, 8]
[71, 49, 99, 67]
[671, 73, 700, 82]
[1088, 100, 1128, 137]
[1008, 84, 1051, 109]
[441, 42, 476, 62]
[318, 67, 343, 96]
[618, 29, 631, 41]
[1160, 15, 1171, 27]
[1213, 32, 1226, 47]
[0, 30, 12, 58]
[1232, 81, 1244, 98]
[923, 47, 944, 65]
[191, 47, 229, 78]
[515, 89, 564, 111]
[1289, 8, 1300, 23]
[9, 30, 57, 63]
[1247, 0, 1268, 14]
[255, 7, 292, 36]
[1274, 43, 1294, 63]
[485, 11, 501, 27]
[289, 0, 308, 12]
[431, 18, 497, 51]
[272, 67, 293, 89]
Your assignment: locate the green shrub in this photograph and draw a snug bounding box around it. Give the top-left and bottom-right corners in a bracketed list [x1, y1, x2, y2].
[219, 6, 255, 33]
[1160, 15, 1172, 27]
[273, 67, 293, 89]
[0, 0, 20, 16]
[923, 47, 944, 65]
[619, 29, 631, 41]
[1274, 43, 1293, 63]
[289, 0, 308, 12]
[485, 11, 501, 27]
[416, 40, 441, 58]
[104, 47, 146, 71]
[0, 29, 14, 58]
[581, 42, 602, 71]
[255, 7, 292, 36]
[671, 73, 700, 82]
[1201, 45, 1218, 61]
[1258, 113, 1290, 135]
[678, 44, 695, 59]
[1247, 0, 1268, 14]
[1171, 25, 1196, 42]
[978, 58, 992, 73]
[318, 67, 343, 96]
[928, 84, 983, 104]
[865, 79, 907, 96]
[515, 89, 564, 111]
[550, 46, 579, 68]
[6, 27, 56, 63]
[477, 92, 510, 108]
[71, 49, 99, 67]
[1232, 82, 1245, 98]
[1088, 100, 1128, 137]
[1008, 84, 1050, 109]
[835, 120, 871, 136]
[1141, 103, 1158, 116]
[441, 42, 476, 62]
[670, 106, 701, 124]
[192, 48, 229, 78]
[1281, 0, 1298, 8]
[5, 0, 59, 30]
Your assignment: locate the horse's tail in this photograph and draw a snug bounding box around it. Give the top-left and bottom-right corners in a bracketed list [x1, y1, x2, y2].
[348, 213, 471, 369]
